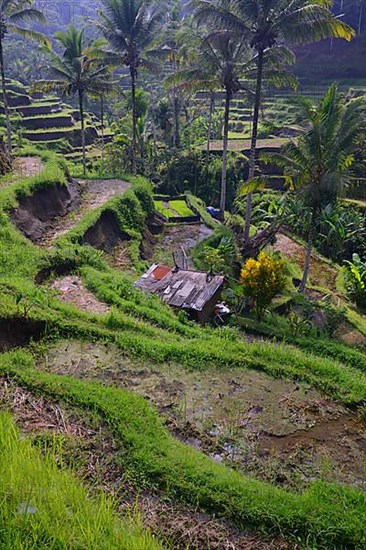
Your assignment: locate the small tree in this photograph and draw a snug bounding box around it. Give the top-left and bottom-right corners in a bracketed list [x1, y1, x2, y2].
[240, 251, 285, 320]
[343, 254, 366, 308]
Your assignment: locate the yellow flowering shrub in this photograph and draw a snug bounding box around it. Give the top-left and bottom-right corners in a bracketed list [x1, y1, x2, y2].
[240, 252, 285, 320]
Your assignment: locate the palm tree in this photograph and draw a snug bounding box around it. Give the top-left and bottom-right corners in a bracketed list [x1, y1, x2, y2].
[0, 0, 49, 152]
[243, 85, 366, 292]
[97, 0, 163, 172]
[194, 0, 355, 239]
[35, 27, 109, 176]
[180, 32, 252, 219]
[163, 26, 218, 165]
[154, 3, 197, 150]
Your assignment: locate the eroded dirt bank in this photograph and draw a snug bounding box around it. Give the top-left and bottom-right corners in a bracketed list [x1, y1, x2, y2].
[0, 318, 46, 351]
[11, 178, 82, 243]
[11, 178, 131, 247]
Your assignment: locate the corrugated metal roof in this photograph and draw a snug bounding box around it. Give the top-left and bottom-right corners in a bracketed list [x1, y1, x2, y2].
[134, 265, 225, 312]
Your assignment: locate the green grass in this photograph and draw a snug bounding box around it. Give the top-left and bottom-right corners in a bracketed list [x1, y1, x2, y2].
[0, 412, 162, 550]
[1, 145, 366, 548]
[154, 199, 195, 219]
[21, 111, 74, 121]
[204, 138, 289, 151]
[1, 352, 366, 549]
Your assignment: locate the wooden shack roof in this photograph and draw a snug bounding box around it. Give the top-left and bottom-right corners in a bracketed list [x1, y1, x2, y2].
[134, 264, 225, 312]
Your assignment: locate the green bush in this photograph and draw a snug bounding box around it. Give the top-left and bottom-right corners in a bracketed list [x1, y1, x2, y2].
[343, 254, 366, 308]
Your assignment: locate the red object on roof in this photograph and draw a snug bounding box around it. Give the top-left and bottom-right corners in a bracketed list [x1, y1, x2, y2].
[152, 265, 171, 281]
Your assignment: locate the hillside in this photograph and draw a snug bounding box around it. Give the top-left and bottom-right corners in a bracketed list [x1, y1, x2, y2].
[1, 150, 366, 548]
[1, 0, 366, 547]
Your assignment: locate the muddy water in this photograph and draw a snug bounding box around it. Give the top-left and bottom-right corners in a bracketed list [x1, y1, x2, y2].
[41, 341, 366, 490]
[153, 223, 213, 267]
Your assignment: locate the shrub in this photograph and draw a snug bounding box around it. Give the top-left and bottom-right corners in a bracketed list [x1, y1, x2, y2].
[343, 254, 366, 308]
[240, 252, 286, 320]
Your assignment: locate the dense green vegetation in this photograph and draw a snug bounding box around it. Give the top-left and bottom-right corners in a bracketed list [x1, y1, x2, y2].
[0, 0, 365, 548]
[1, 352, 366, 549]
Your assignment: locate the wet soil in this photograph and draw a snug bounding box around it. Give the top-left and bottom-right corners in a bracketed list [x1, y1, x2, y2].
[51, 276, 110, 315]
[153, 223, 213, 268]
[40, 178, 131, 246]
[273, 233, 338, 290]
[0, 378, 293, 549]
[41, 341, 366, 492]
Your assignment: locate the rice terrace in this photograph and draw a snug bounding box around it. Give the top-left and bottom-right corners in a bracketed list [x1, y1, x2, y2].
[0, 0, 365, 548]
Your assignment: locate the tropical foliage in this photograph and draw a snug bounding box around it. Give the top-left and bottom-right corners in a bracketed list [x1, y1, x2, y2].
[34, 26, 109, 174]
[240, 251, 285, 320]
[343, 253, 366, 308]
[0, 0, 49, 150]
[243, 85, 366, 291]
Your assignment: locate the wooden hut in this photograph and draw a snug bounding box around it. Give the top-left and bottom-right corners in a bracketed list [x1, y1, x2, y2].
[135, 264, 225, 324]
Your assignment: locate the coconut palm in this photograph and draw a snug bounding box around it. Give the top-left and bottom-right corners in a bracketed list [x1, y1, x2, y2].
[154, 3, 197, 150]
[194, 0, 355, 239]
[176, 32, 252, 219]
[163, 25, 218, 163]
[35, 26, 109, 176]
[0, 0, 49, 151]
[97, 0, 163, 172]
[169, 38, 297, 219]
[242, 85, 366, 292]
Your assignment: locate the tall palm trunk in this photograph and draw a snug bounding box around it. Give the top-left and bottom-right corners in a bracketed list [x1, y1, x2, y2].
[100, 93, 105, 170]
[0, 35, 12, 153]
[244, 47, 265, 240]
[130, 65, 137, 173]
[220, 88, 231, 219]
[78, 89, 86, 176]
[206, 91, 215, 171]
[299, 208, 317, 293]
[173, 92, 180, 149]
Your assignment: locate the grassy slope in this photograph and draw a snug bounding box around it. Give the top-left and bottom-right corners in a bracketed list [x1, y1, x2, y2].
[1, 152, 366, 547]
[1, 352, 366, 549]
[0, 413, 162, 550]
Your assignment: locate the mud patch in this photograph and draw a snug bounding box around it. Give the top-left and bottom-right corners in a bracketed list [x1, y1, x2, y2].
[51, 276, 110, 315]
[0, 318, 46, 351]
[0, 378, 291, 549]
[83, 210, 131, 253]
[153, 223, 213, 267]
[11, 179, 82, 243]
[41, 341, 366, 491]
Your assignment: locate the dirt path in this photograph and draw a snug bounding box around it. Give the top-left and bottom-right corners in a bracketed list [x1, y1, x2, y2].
[42, 341, 366, 492]
[273, 233, 338, 290]
[14, 156, 44, 179]
[0, 156, 44, 189]
[154, 223, 213, 267]
[51, 276, 110, 315]
[0, 378, 292, 550]
[41, 178, 131, 246]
